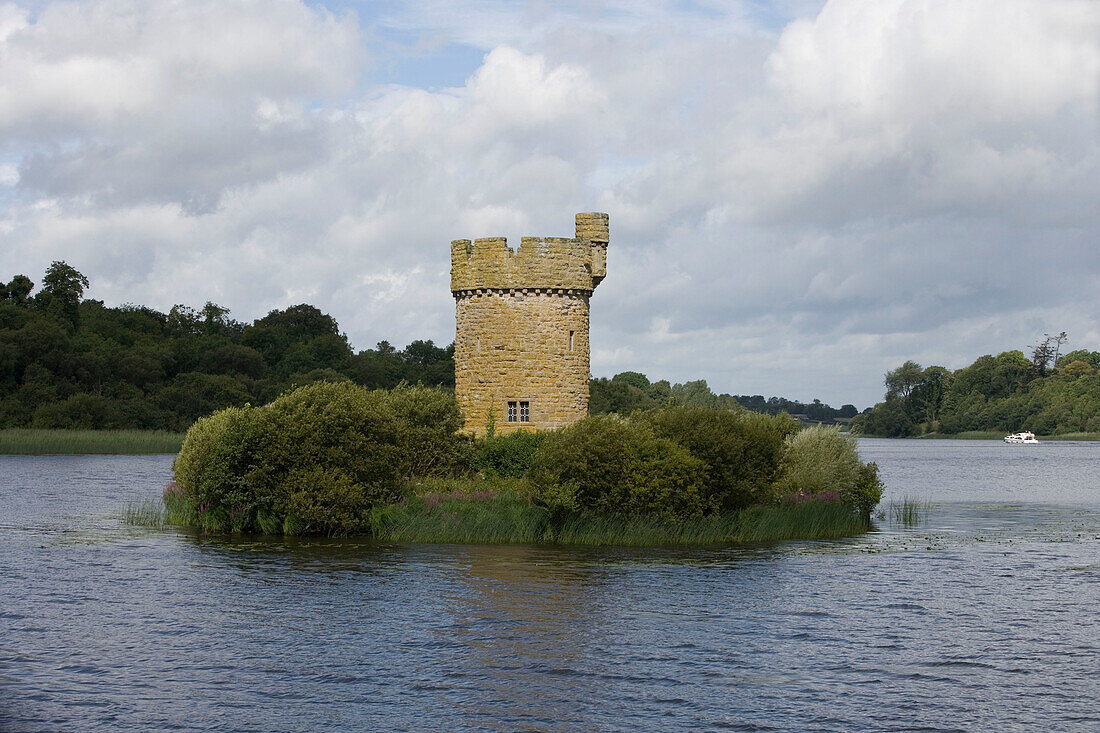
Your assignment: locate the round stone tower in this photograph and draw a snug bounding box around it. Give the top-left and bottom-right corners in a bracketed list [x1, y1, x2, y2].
[450, 212, 609, 435]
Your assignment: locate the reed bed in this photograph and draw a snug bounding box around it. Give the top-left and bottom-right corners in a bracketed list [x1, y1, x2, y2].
[886, 497, 930, 526]
[122, 498, 167, 529]
[372, 494, 550, 544]
[0, 429, 184, 455]
[123, 484, 201, 529]
[130, 475, 873, 546]
[374, 485, 868, 546]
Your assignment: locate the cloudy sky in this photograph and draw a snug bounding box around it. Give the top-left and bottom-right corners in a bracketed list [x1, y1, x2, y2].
[1, 0, 1097, 407]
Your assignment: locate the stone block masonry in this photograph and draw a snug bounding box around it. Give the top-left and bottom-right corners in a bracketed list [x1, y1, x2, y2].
[452, 213, 609, 435]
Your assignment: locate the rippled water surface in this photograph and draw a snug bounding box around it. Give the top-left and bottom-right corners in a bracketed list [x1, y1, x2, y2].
[2, 440, 1099, 731]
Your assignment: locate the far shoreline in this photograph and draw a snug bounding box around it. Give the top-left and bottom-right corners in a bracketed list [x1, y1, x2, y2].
[0, 429, 184, 456]
[5, 427, 1100, 456]
[871, 431, 1100, 442]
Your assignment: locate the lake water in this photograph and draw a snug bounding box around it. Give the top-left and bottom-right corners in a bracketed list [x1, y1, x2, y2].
[2, 439, 1098, 731]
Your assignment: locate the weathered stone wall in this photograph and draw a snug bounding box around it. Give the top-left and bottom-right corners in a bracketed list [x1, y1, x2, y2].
[454, 292, 590, 434]
[451, 212, 608, 435]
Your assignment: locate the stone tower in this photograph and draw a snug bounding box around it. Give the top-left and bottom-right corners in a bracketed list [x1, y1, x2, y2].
[451, 212, 609, 435]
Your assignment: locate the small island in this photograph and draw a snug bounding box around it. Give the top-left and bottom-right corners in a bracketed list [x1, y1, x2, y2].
[164, 381, 883, 544]
[158, 213, 882, 545]
[3, 223, 884, 545]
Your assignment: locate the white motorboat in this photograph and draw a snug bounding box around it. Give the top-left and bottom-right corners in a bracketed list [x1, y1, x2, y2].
[1004, 431, 1039, 444]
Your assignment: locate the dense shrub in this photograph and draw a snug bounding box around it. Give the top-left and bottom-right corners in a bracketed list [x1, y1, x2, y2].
[171, 383, 466, 535]
[776, 425, 883, 515]
[245, 382, 403, 528]
[172, 406, 261, 524]
[642, 405, 800, 512]
[387, 385, 470, 478]
[529, 415, 706, 520]
[850, 462, 886, 518]
[474, 430, 546, 477]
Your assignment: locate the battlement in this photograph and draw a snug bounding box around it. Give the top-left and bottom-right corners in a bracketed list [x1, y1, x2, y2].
[451, 212, 609, 293]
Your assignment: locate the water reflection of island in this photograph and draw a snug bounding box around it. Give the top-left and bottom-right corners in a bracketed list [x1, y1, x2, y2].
[432, 544, 617, 728]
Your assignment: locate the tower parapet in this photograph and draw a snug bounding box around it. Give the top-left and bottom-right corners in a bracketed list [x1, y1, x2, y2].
[451, 212, 609, 435]
[450, 213, 610, 294]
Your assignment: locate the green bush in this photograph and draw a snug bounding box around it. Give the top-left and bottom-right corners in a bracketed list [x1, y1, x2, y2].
[850, 462, 886, 518]
[387, 385, 470, 478]
[642, 405, 800, 512]
[777, 425, 860, 495]
[529, 415, 705, 520]
[247, 381, 403, 511]
[172, 406, 261, 520]
[170, 382, 469, 535]
[776, 425, 883, 515]
[474, 430, 546, 477]
[275, 466, 370, 535]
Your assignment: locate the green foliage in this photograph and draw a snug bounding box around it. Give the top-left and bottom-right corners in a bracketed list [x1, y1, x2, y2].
[1060, 360, 1095, 377]
[850, 462, 886, 518]
[367, 475, 868, 546]
[277, 466, 370, 535]
[246, 382, 404, 522]
[474, 430, 546, 477]
[1, 275, 33, 305]
[641, 405, 800, 512]
[776, 425, 882, 515]
[171, 406, 261, 520]
[0, 263, 456, 433]
[387, 385, 470, 478]
[36, 261, 89, 331]
[588, 376, 658, 414]
[854, 398, 917, 437]
[1058, 349, 1100, 370]
[372, 481, 549, 544]
[884, 360, 924, 401]
[170, 383, 470, 536]
[861, 341, 1100, 436]
[590, 372, 856, 424]
[612, 371, 651, 390]
[529, 415, 706, 520]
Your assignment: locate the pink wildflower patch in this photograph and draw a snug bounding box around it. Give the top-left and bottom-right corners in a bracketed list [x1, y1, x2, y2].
[783, 490, 841, 504]
[422, 489, 499, 507]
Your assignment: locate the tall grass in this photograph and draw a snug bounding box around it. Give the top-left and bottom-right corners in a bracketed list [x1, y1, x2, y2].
[122, 498, 167, 528]
[372, 493, 550, 544]
[886, 497, 929, 526]
[134, 475, 873, 546]
[0, 429, 184, 455]
[1041, 432, 1100, 441]
[123, 483, 201, 529]
[552, 502, 867, 546]
[373, 479, 868, 546]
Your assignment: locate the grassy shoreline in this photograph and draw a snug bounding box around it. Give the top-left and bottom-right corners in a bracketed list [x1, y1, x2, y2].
[0, 429, 184, 455]
[127, 477, 872, 546]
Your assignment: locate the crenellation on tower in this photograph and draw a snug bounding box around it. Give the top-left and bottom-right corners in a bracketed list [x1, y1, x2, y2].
[450, 233, 600, 293]
[451, 212, 608, 435]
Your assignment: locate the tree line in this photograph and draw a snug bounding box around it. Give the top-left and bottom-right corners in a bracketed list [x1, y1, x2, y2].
[2, 262, 860, 432]
[1, 262, 454, 431]
[854, 334, 1100, 437]
[590, 371, 858, 423]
